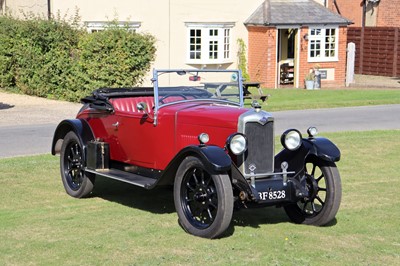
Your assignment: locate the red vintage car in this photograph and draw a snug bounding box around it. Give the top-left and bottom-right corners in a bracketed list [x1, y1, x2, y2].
[52, 69, 342, 238]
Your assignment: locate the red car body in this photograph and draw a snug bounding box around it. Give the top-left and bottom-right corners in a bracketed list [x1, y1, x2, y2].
[77, 99, 245, 170]
[52, 69, 342, 239]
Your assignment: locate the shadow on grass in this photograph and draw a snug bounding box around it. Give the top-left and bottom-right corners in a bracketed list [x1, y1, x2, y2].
[224, 209, 338, 238]
[220, 207, 291, 238]
[92, 177, 339, 238]
[233, 207, 289, 228]
[92, 176, 175, 214]
[93, 176, 295, 238]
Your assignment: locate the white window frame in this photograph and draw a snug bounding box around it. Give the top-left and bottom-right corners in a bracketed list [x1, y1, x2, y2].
[185, 22, 235, 65]
[308, 26, 339, 62]
[85, 21, 141, 33]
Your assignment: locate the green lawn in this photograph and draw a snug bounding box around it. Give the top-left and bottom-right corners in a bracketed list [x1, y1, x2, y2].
[1, 130, 399, 265]
[245, 89, 400, 111]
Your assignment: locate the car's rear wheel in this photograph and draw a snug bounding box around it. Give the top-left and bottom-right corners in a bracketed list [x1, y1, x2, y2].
[60, 131, 95, 198]
[284, 156, 341, 225]
[174, 156, 233, 239]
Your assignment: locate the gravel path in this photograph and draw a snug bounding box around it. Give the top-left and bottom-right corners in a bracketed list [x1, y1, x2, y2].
[0, 91, 80, 126]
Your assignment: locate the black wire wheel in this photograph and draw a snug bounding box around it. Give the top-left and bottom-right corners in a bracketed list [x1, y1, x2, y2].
[284, 156, 342, 226]
[60, 131, 95, 198]
[174, 156, 233, 239]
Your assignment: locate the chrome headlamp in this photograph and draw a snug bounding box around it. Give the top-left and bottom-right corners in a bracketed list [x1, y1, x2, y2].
[198, 133, 210, 145]
[281, 129, 302, 151]
[226, 133, 247, 155]
[307, 126, 318, 137]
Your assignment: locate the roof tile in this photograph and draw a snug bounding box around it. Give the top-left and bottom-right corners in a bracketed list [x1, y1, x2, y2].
[245, 0, 352, 26]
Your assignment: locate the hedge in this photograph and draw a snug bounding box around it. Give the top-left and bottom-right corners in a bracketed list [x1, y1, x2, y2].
[0, 16, 156, 102]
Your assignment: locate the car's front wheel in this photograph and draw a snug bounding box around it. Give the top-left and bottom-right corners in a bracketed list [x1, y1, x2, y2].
[60, 131, 95, 198]
[174, 156, 233, 239]
[284, 156, 342, 225]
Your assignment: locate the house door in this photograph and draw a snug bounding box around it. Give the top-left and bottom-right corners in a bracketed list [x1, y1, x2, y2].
[277, 29, 297, 88]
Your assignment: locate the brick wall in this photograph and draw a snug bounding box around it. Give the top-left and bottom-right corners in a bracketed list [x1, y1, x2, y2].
[298, 26, 347, 87]
[247, 26, 276, 88]
[329, 0, 400, 27]
[376, 0, 400, 27]
[329, 0, 363, 27]
[247, 26, 347, 88]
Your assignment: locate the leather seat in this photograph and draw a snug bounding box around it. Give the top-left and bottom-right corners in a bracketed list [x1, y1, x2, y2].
[110, 97, 154, 114]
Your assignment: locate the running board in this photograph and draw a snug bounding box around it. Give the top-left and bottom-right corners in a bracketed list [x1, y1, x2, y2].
[85, 168, 157, 189]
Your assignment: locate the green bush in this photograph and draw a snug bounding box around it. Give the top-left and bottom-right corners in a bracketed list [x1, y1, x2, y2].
[0, 16, 156, 101]
[76, 28, 156, 99]
[237, 38, 250, 81]
[0, 16, 19, 88]
[14, 18, 81, 98]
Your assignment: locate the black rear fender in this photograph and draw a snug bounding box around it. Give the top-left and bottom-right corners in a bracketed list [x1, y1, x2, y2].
[51, 119, 95, 155]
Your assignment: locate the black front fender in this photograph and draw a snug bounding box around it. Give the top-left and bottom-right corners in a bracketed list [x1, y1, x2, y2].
[275, 137, 340, 174]
[156, 145, 231, 186]
[173, 145, 231, 173]
[303, 137, 340, 162]
[51, 119, 94, 155]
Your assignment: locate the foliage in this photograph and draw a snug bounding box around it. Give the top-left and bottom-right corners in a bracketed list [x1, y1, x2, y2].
[0, 16, 19, 88]
[76, 28, 156, 99]
[0, 15, 156, 101]
[237, 38, 250, 81]
[0, 130, 399, 265]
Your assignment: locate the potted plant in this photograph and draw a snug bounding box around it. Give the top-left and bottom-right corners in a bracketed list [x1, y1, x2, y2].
[304, 72, 315, 90]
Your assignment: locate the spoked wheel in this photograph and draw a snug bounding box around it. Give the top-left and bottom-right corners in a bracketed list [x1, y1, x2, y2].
[60, 131, 94, 198]
[284, 156, 341, 225]
[174, 156, 233, 239]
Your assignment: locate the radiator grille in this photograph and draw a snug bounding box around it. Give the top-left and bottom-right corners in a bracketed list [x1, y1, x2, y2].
[243, 121, 274, 175]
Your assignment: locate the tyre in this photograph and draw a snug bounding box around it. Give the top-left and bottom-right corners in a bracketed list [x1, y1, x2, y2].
[284, 156, 342, 226]
[60, 131, 95, 198]
[174, 156, 233, 239]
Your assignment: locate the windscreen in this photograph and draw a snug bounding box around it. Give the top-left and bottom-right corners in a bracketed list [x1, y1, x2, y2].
[155, 70, 242, 107]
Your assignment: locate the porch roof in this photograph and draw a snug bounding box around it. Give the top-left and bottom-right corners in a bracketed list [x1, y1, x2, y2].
[245, 0, 352, 27]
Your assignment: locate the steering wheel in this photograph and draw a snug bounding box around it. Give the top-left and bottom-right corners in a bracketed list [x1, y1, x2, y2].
[159, 94, 188, 104]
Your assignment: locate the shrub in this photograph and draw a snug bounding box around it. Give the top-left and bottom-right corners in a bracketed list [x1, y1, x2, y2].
[0, 16, 20, 88]
[0, 16, 156, 102]
[237, 38, 250, 81]
[14, 18, 81, 98]
[76, 27, 156, 99]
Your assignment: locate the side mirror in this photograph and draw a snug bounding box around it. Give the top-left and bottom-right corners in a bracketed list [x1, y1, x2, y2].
[137, 102, 155, 121]
[137, 102, 147, 111]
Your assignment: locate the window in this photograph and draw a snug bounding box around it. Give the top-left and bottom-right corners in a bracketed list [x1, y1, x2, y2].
[85, 21, 141, 33]
[224, 29, 230, 59]
[308, 27, 338, 62]
[209, 29, 218, 59]
[189, 29, 202, 60]
[186, 23, 234, 64]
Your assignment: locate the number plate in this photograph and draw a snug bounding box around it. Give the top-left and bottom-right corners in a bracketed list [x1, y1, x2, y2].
[258, 189, 287, 201]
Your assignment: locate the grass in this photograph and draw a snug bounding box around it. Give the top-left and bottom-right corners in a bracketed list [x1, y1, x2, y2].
[244, 89, 400, 111]
[1, 130, 399, 265]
